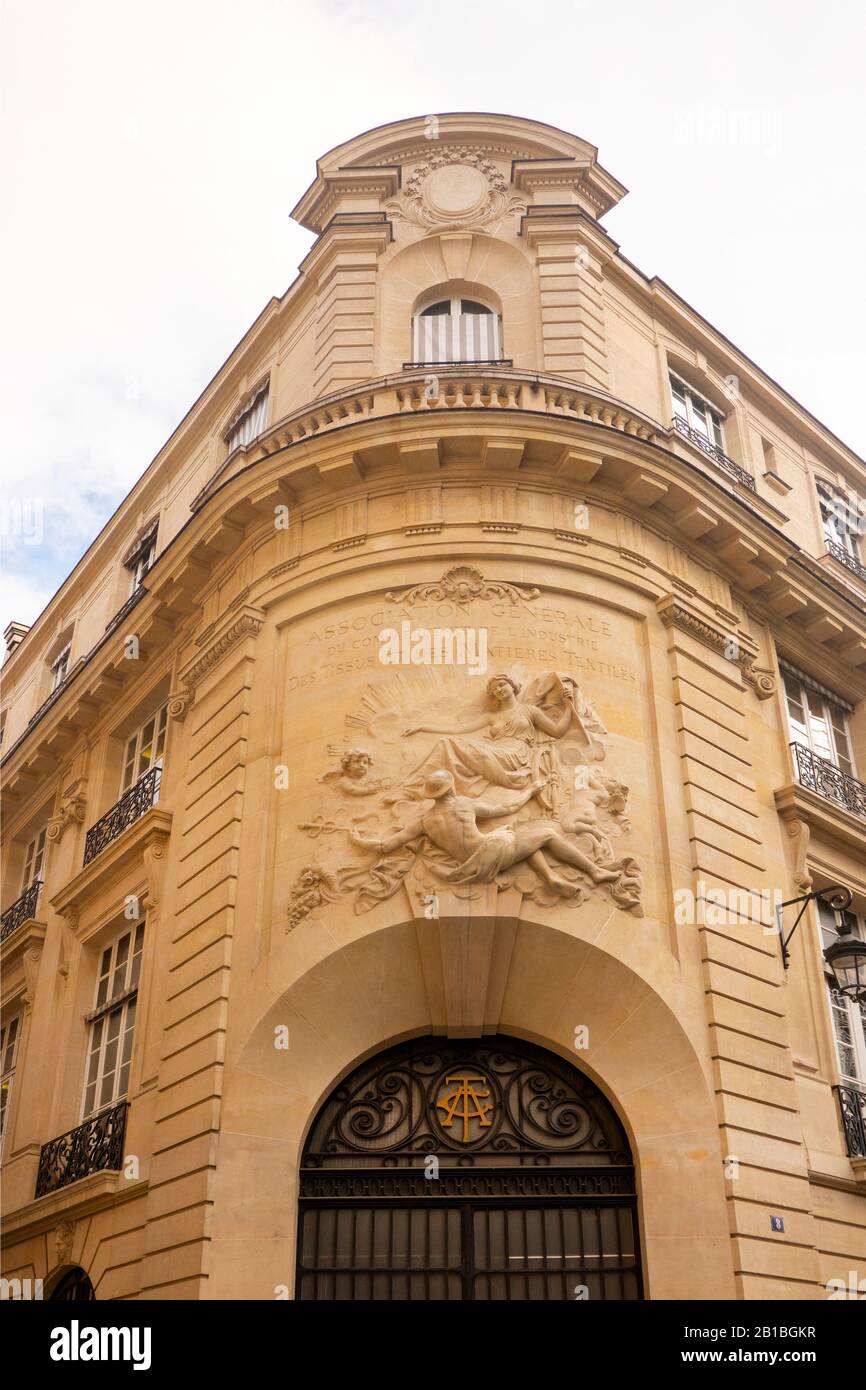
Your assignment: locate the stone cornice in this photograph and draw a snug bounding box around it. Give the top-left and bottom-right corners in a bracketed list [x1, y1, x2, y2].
[3, 378, 865, 803]
[298, 220, 393, 280]
[180, 604, 265, 691]
[512, 158, 624, 216]
[51, 807, 173, 928]
[0, 1172, 149, 1243]
[1, 921, 47, 1012]
[656, 592, 776, 698]
[774, 781, 866, 862]
[293, 167, 400, 234]
[291, 113, 624, 229]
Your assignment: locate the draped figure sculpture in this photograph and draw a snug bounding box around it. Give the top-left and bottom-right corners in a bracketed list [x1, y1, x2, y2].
[395, 671, 607, 812]
[291, 668, 644, 922]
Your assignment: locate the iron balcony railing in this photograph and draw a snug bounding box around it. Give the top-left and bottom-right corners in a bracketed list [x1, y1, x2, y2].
[401, 358, 512, 370]
[671, 416, 757, 492]
[790, 742, 866, 820]
[825, 538, 866, 584]
[83, 764, 162, 866]
[25, 658, 85, 729]
[104, 584, 146, 634]
[834, 1083, 866, 1160]
[35, 1100, 129, 1198]
[0, 879, 42, 944]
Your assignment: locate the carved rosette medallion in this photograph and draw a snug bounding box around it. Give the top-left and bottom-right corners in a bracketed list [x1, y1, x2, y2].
[385, 147, 525, 231]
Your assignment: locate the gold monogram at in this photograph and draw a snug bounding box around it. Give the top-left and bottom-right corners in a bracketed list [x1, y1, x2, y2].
[436, 1073, 495, 1143]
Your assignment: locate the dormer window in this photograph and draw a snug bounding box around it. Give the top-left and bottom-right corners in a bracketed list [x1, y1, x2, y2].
[669, 374, 725, 451]
[50, 644, 70, 692]
[225, 382, 269, 455]
[413, 297, 502, 366]
[126, 525, 158, 596]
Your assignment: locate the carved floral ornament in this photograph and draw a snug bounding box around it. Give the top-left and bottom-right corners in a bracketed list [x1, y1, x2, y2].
[290, 662, 644, 929]
[384, 147, 525, 232]
[386, 565, 539, 608]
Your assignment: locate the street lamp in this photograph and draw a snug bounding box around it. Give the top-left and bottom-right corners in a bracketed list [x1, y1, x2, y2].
[776, 885, 865, 999]
[823, 907, 866, 1001]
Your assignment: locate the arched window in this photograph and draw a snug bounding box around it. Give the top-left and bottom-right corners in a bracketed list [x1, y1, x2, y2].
[413, 296, 502, 365]
[296, 1034, 641, 1301]
[47, 1266, 96, 1301]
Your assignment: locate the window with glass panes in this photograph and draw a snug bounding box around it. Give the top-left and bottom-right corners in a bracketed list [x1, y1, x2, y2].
[50, 644, 71, 691]
[126, 527, 157, 595]
[818, 901, 866, 1085]
[783, 672, 855, 776]
[669, 375, 725, 450]
[1, 1013, 21, 1146]
[22, 826, 47, 891]
[121, 703, 168, 795]
[413, 297, 502, 364]
[82, 924, 144, 1117]
[225, 383, 269, 455]
[817, 480, 863, 560]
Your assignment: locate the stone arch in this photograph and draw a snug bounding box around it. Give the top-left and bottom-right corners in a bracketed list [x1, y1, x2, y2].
[208, 916, 735, 1300]
[297, 1031, 641, 1300]
[377, 233, 539, 374]
[44, 1264, 96, 1301]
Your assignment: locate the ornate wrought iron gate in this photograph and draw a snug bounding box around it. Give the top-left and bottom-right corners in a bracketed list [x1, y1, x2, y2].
[297, 1036, 641, 1300]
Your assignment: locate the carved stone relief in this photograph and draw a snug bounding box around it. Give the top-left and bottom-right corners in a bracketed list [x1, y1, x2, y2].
[289, 667, 643, 928]
[384, 147, 524, 232]
[53, 1220, 76, 1266]
[386, 565, 539, 608]
[46, 779, 87, 844]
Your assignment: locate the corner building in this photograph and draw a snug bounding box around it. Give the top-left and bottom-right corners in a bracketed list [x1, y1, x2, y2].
[2, 114, 865, 1302]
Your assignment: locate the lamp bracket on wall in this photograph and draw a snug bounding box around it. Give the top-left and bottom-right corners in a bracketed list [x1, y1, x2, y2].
[775, 884, 853, 971]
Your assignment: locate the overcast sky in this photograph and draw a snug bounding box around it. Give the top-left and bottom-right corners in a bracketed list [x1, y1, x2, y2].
[2, 0, 864, 643]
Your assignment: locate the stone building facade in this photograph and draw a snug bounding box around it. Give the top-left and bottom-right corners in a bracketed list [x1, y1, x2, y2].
[1, 114, 865, 1302]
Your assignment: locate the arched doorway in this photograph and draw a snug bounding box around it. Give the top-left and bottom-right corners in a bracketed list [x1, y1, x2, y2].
[47, 1266, 96, 1301]
[296, 1035, 642, 1300]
